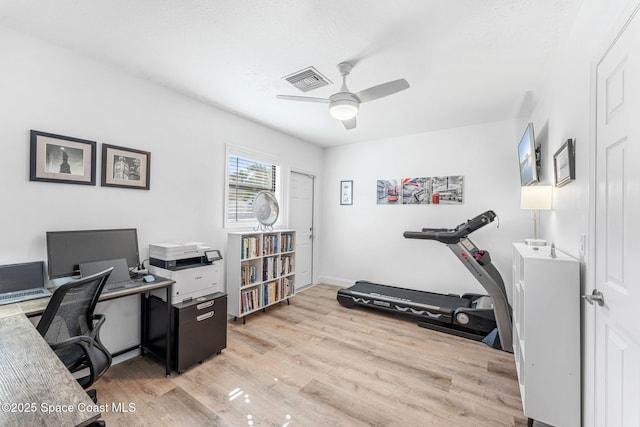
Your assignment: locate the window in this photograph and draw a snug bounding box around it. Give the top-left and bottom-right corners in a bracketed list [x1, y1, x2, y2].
[226, 150, 280, 226]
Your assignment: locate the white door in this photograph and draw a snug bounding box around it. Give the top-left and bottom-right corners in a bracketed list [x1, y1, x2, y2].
[594, 6, 640, 425]
[289, 171, 314, 287]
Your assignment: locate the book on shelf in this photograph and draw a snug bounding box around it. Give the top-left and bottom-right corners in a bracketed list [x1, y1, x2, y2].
[241, 279, 295, 313]
[282, 277, 294, 297]
[242, 287, 262, 313]
[261, 280, 289, 305]
[263, 281, 273, 306]
[280, 233, 293, 252]
[262, 234, 279, 256]
[279, 255, 294, 276]
[241, 265, 257, 286]
[262, 256, 278, 281]
[241, 236, 259, 259]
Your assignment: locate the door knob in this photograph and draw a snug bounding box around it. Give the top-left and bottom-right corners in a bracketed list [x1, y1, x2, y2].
[582, 289, 604, 306]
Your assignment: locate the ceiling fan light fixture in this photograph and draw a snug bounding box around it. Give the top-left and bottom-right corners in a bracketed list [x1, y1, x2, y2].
[329, 99, 359, 120]
[277, 62, 409, 130]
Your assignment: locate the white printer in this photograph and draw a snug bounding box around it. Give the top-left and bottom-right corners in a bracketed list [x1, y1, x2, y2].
[149, 241, 214, 270]
[148, 241, 223, 304]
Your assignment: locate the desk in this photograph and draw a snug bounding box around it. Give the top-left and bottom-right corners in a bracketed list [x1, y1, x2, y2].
[6, 277, 175, 377]
[0, 311, 101, 427]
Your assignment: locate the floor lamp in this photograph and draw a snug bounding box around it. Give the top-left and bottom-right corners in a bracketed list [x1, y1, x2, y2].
[520, 185, 552, 246]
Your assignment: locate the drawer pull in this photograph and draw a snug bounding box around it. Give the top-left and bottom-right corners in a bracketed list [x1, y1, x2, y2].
[197, 300, 215, 310]
[197, 311, 214, 322]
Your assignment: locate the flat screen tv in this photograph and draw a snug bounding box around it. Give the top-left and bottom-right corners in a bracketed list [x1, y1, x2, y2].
[518, 122, 539, 186]
[46, 228, 140, 279]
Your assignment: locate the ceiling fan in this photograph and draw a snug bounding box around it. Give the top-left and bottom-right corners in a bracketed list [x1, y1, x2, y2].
[277, 62, 410, 130]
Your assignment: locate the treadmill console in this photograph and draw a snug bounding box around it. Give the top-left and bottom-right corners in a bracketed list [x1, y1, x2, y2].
[403, 210, 497, 244]
[460, 237, 476, 252]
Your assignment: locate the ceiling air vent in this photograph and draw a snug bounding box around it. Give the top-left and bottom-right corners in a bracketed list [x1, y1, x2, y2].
[282, 66, 332, 92]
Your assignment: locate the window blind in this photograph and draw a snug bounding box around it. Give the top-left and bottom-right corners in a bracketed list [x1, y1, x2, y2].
[227, 155, 277, 222]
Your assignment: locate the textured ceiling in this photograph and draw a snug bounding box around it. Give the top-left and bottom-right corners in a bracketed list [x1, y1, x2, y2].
[0, 0, 583, 146]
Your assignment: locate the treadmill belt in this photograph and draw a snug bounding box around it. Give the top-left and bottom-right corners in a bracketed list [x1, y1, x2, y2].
[349, 281, 471, 313]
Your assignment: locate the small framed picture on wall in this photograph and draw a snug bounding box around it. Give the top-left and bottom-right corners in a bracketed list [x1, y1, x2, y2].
[340, 180, 353, 205]
[553, 138, 575, 187]
[29, 130, 97, 185]
[101, 144, 151, 190]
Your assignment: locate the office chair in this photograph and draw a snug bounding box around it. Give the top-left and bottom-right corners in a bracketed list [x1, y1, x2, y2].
[36, 268, 114, 400]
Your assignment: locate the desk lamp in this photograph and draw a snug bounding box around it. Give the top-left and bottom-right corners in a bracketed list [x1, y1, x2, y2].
[520, 185, 552, 246]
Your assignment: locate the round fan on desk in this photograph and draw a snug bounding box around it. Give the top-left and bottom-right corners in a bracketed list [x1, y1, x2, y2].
[253, 191, 279, 231]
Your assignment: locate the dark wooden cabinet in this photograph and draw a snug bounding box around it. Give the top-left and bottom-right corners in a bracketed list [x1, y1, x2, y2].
[172, 292, 227, 373]
[146, 292, 227, 373]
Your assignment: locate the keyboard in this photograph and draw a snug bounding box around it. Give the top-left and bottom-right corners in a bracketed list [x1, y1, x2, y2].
[103, 280, 141, 293]
[0, 289, 51, 305]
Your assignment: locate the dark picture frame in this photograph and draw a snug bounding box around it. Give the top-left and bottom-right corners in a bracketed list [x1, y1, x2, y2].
[340, 180, 353, 205]
[553, 138, 575, 187]
[101, 144, 151, 190]
[30, 130, 96, 185]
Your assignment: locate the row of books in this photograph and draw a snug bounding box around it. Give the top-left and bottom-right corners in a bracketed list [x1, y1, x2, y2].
[241, 287, 261, 313]
[262, 234, 279, 255]
[263, 256, 278, 281]
[241, 255, 295, 286]
[241, 236, 260, 259]
[281, 277, 294, 297]
[280, 255, 294, 275]
[240, 234, 294, 259]
[241, 264, 258, 286]
[281, 233, 294, 252]
[240, 279, 295, 314]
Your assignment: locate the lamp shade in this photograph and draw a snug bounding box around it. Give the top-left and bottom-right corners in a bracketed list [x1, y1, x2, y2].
[329, 99, 359, 120]
[521, 185, 552, 210]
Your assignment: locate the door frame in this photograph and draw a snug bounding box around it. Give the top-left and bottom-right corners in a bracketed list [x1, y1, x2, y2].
[586, 2, 640, 425]
[289, 168, 317, 286]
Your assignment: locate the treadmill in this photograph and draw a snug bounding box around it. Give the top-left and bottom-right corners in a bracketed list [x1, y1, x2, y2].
[336, 210, 513, 352]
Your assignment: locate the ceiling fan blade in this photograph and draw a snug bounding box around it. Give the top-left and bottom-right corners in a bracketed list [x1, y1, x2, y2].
[277, 95, 329, 104]
[342, 117, 357, 130]
[356, 79, 410, 103]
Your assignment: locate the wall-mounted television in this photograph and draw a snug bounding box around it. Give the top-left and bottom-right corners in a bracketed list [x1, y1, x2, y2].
[46, 228, 140, 279]
[518, 122, 539, 186]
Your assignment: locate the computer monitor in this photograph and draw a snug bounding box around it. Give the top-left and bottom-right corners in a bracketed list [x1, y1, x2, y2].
[46, 228, 140, 279]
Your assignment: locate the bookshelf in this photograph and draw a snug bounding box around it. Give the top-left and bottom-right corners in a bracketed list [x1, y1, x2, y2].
[227, 230, 295, 321]
[512, 243, 580, 427]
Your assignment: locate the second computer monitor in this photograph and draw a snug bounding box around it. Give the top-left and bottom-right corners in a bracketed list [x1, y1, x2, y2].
[46, 228, 140, 279]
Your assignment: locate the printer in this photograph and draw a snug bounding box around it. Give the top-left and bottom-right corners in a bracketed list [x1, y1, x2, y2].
[148, 242, 224, 304]
[149, 241, 219, 270]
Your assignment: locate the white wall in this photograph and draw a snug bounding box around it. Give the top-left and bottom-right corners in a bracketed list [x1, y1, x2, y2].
[529, 1, 638, 425]
[319, 119, 531, 297]
[533, 0, 633, 259]
[0, 26, 323, 351]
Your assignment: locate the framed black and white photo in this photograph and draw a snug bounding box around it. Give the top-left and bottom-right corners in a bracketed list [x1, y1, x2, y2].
[30, 130, 96, 185]
[340, 180, 353, 205]
[553, 138, 575, 187]
[101, 144, 151, 190]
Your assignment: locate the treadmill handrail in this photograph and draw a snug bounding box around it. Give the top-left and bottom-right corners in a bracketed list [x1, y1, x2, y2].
[404, 210, 497, 244]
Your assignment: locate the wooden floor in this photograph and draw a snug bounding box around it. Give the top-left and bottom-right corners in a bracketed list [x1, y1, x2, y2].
[94, 284, 528, 426]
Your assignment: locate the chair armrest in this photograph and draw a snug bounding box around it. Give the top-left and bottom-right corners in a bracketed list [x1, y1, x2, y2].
[89, 314, 107, 344]
[50, 335, 96, 352]
[92, 313, 106, 327]
[49, 333, 112, 389]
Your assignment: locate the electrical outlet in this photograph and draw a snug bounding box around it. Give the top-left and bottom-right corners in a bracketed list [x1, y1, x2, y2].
[580, 234, 586, 258]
